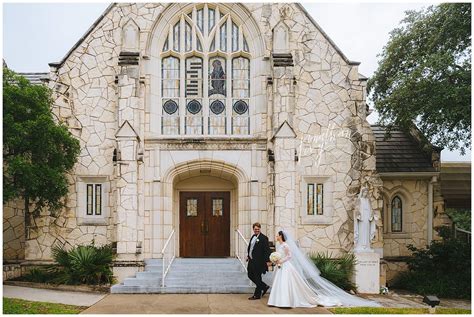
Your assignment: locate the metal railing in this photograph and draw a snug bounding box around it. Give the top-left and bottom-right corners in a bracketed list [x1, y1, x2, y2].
[235, 229, 249, 272]
[454, 226, 471, 244]
[161, 229, 176, 287]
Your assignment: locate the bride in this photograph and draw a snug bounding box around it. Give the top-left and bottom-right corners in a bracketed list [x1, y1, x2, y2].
[267, 230, 381, 308]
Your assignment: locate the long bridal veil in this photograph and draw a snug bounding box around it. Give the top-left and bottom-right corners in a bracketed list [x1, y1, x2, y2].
[282, 231, 381, 307]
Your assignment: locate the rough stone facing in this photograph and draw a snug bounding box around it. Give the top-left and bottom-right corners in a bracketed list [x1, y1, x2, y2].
[3, 4, 443, 290]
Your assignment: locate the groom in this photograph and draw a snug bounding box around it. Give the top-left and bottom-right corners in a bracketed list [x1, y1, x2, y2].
[246, 222, 271, 300]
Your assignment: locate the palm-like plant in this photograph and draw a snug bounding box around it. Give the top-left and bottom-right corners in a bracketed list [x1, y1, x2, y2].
[310, 252, 357, 292]
[49, 243, 115, 285]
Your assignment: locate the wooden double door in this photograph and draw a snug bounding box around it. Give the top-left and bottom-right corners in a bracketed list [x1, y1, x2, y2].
[179, 191, 230, 257]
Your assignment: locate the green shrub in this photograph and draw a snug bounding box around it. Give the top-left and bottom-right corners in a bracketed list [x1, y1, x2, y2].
[48, 242, 115, 285]
[310, 252, 357, 292]
[18, 268, 54, 283]
[446, 208, 471, 231]
[392, 227, 471, 299]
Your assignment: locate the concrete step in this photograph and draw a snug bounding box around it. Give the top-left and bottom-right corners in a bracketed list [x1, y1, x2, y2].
[145, 264, 242, 272]
[111, 257, 254, 294]
[111, 284, 255, 294]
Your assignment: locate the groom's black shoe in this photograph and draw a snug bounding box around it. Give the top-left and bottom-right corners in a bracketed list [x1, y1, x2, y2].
[261, 285, 270, 297]
[248, 295, 261, 300]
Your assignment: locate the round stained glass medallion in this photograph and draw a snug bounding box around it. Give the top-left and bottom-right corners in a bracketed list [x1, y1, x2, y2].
[233, 100, 248, 115]
[163, 100, 178, 115]
[210, 100, 225, 115]
[187, 99, 202, 114]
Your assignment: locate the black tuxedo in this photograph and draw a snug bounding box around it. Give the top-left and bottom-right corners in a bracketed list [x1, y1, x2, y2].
[247, 233, 271, 297]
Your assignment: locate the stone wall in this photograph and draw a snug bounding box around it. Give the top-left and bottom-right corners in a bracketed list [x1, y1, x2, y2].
[15, 3, 400, 261]
[3, 200, 25, 260]
[246, 3, 383, 254]
[382, 179, 430, 257]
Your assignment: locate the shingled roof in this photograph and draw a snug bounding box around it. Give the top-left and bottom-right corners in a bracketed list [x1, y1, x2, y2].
[19, 72, 49, 85]
[371, 125, 438, 173]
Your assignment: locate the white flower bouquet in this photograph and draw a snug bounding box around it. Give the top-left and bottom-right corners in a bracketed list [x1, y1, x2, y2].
[270, 251, 282, 268]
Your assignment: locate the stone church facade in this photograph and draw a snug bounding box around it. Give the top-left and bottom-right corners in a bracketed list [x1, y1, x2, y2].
[3, 3, 449, 284]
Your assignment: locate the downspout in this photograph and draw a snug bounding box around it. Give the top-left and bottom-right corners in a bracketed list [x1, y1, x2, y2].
[427, 176, 437, 244]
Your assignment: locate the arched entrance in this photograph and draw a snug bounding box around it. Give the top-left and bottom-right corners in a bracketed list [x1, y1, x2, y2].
[154, 159, 251, 258]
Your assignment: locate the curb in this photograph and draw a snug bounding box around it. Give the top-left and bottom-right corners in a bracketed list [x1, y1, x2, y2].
[4, 280, 109, 294]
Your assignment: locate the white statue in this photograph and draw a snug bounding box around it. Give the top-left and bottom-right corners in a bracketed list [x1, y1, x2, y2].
[354, 187, 377, 252]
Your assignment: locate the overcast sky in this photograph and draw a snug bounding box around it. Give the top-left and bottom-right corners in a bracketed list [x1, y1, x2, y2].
[3, 2, 470, 161]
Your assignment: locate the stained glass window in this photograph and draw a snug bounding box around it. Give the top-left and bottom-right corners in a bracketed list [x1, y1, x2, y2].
[185, 22, 192, 52]
[95, 184, 102, 215]
[220, 22, 227, 51]
[186, 57, 203, 97]
[87, 184, 93, 215]
[307, 184, 314, 215]
[232, 57, 249, 134]
[208, 8, 215, 34]
[173, 23, 180, 51]
[86, 183, 102, 216]
[162, 56, 180, 135]
[212, 198, 223, 216]
[232, 23, 239, 52]
[307, 183, 324, 215]
[196, 9, 204, 32]
[162, 57, 180, 97]
[160, 5, 250, 136]
[391, 196, 402, 232]
[232, 57, 249, 99]
[316, 184, 323, 215]
[187, 198, 198, 217]
[209, 57, 226, 97]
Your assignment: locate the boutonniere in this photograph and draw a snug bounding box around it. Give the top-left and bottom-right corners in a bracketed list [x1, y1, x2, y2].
[256, 238, 260, 242]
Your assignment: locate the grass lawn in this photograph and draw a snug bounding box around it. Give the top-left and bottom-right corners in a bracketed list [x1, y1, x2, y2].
[3, 298, 87, 314]
[328, 307, 472, 314]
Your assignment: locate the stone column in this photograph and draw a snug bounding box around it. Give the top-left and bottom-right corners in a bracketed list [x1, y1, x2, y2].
[270, 43, 297, 238]
[115, 52, 143, 260]
[273, 131, 297, 238]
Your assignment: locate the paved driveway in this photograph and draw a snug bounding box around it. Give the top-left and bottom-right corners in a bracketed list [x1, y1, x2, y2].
[81, 294, 332, 314]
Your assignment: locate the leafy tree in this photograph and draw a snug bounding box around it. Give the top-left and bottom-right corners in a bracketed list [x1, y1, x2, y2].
[3, 68, 81, 233]
[368, 3, 471, 154]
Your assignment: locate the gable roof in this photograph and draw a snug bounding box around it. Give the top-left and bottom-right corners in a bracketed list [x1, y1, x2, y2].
[49, 3, 115, 68]
[371, 125, 439, 173]
[50, 3, 360, 68]
[296, 3, 360, 66]
[19, 72, 49, 85]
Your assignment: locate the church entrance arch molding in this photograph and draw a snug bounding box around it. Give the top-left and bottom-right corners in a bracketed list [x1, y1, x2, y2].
[152, 159, 251, 258]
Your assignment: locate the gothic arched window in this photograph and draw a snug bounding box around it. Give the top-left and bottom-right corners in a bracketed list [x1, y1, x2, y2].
[391, 196, 403, 232]
[160, 4, 250, 136]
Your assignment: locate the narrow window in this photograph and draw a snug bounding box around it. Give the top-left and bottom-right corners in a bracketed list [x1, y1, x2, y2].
[307, 183, 324, 215]
[187, 198, 198, 217]
[86, 184, 93, 215]
[307, 183, 314, 215]
[391, 196, 402, 232]
[95, 184, 102, 216]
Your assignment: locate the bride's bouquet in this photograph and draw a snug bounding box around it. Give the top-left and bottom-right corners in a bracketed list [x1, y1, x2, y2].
[270, 251, 282, 268]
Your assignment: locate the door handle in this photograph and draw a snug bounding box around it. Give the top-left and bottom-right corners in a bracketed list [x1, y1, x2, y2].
[205, 221, 209, 234]
[201, 221, 205, 234]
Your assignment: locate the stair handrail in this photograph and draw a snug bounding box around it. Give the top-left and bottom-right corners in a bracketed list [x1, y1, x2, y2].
[161, 228, 176, 287]
[235, 229, 249, 272]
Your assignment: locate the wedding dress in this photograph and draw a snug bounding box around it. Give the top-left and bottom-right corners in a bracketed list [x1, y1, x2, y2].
[267, 231, 381, 308]
[268, 242, 341, 307]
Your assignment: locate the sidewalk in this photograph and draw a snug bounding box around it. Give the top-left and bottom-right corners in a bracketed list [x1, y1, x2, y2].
[3, 285, 106, 307]
[3, 285, 470, 314]
[81, 294, 332, 314]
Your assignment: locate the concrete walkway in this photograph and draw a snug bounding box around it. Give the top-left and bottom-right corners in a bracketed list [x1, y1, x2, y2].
[3, 285, 106, 307]
[81, 294, 332, 314]
[3, 285, 470, 314]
